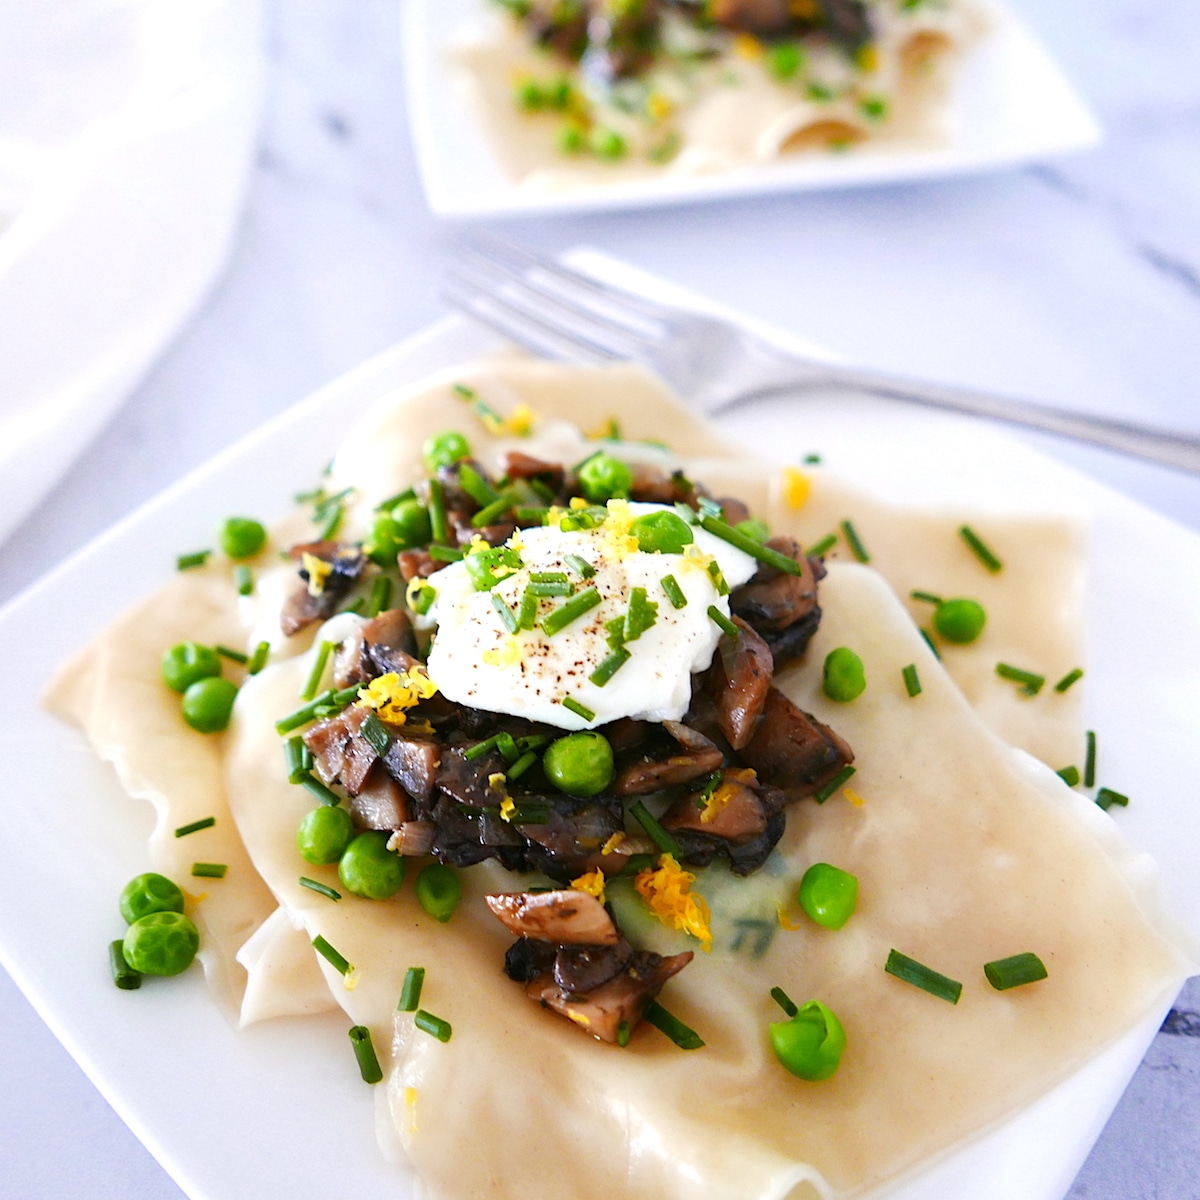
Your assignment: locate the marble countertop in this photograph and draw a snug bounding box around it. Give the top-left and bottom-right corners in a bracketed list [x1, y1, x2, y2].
[1, 0, 1198, 1196]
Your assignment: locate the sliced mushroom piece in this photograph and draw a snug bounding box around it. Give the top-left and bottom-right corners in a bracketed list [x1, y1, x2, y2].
[435, 746, 504, 808]
[526, 950, 693, 1044]
[397, 549, 439, 581]
[517, 794, 626, 882]
[709, 617, 774, 751]
[615, 722, 724, 795]
[382, 734, 442, 807]
[486, 889, 620, 946]
[302, 704, 378, 795]
[738, 686, 853, 795]
[280, 542, 368, 636]
[554, 937, 634, 995]
[348, 766, 410, 831]
[332, 608, 419, 687]
[387, 821, 437, 857]
[661, 768, 769, 843]
[502, 450, 565, 490]
[504, 937, 557, 984]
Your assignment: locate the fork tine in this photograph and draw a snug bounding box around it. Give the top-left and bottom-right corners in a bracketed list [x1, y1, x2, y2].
[458, 246, 658, 357]
[466, 231, 682, 325]
[442, 274, 617, 367]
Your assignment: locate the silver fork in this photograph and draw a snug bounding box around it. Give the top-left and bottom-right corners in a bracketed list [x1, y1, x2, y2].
[444, 235, 1200, 476]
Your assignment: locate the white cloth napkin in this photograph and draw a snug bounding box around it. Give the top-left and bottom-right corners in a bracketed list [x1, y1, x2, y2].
[0, 0, 262, 547]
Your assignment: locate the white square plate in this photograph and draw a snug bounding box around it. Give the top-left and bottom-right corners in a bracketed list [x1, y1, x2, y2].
[1, 254, 1195, 1200]
[402, 0, 1101, 218]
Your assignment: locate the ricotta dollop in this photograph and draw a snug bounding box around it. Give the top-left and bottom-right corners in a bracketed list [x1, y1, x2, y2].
[426, 502, 756, 729]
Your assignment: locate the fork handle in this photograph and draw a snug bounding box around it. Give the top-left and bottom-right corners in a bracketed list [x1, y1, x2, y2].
[754, 363, 1200, 475]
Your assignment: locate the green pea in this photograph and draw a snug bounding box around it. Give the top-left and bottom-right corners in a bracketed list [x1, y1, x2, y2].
[590, 127, 627, 161]
[822, 647, 866, 703]
[515, 79, 544, 111]
[577, 452, 633, 503]
[161, 641, 222, 694]
[544, 76, 574, 111]
[119, 872, 185, 925]
[933, 597, 987, 644]
[415, 864, 462, 923]
[798, 863, 858, 931]
[296, 806, 355, 865]
[339, 831, 406, 900]
[769, 999, 846, 1081]
[181, 676, 238, 733]
[423, 430, 471, 472]
[766, 41, 803, 80]
[543, 731, 614, 797]
[558, 122, 586, 155]
[219, 516, 266, 559]
[629, 510, 694, 555]
[122, 911, 200, 977]
[735, 517, 771, 544]
[390, 498, 432, 548]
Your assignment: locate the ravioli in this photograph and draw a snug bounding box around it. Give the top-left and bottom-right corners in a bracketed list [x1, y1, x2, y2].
[47, 358, 1191, 1199]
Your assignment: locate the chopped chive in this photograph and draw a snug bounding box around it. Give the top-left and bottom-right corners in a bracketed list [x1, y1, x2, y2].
[804, 453, 822, 464]
[428, 545, 463, 563]
[428, 479, 449, 544]
[109, 940, 141, 990]
[284, 735, 310, 783]
[660, 574, 687, 609]
[564, 553, 595, 579]
[508, 801, 553, 825]
[514, 505, 550, 522]
[1096, 787, 1129, 811]
[495, 731, 520, 764]
[368, 576, 393, 617]
[697, 496, 723, 519]
[697, 515, 802, 576]
[1054, 667, 1084, 693]
[910, 590, 942, 605]
[464, 734, 500, 762]
[984, 952, 1047, 991]
[397, 966, 426, 1013]
[1056, 765, 1081, 787]
[590, 647, 631, 687]
[459, 463, 499, 507]
[616, 1020, 632, 1047]
[247, 640, 270, 674]
[707, 606, 738, 637]
[176, 550, 211, 571]
[996, 663, 1045, 695]
[452, 382, 476, 399]
[359, 712, 391, 755]
[339, 598, 368, 617]
[215, 644, 249, 665]
[299, 877, 341, 901]
[302, 641, 336, 701]
[706, 559, 730, 596]
[375, 487, 415, 512]
[540, 586, 601, 637]
[770, 986, 798, 1018]
[919, 629, 941, 660]
[300, 774, 342, 806]
[644, 1000, 705, 1049]
[561, 696, 596, 722]
[526, 579, 573, 597]
[958, 525, 1003, 573]
[629, 800, 683, 858]
[1084, 730, 1097, 788]
[234, 564, 254, 596]
[517, 589, 539, 630]
[885, 949, 962, 1004]
[507, 750, 538, 780]
[491, 592, 520, 634]
[624, 587, 658, 642]
[348, 1025, 383, 1084]
[806, 533, 838, 558]
[472, 495, 514, 528]
[840, 519, 870, 563]
[414, 1010, 453, 1042]
[902, 664, 922, 697]
[529, 571, 568, 584]
[312, 934, 351, 975]
[814, 765, 856, 804]
[317, 504, 344, 540]
[518, 734, 550, 753]
[191, 862, 227, 879]
[174, 816, 216, 838]
[408, 580, 437, 616]
[276, 690, 334, 734]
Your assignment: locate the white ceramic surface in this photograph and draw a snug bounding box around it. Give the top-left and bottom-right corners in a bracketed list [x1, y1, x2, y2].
[0, 286, 1196, 1199]
[403, 0, 1100, 218]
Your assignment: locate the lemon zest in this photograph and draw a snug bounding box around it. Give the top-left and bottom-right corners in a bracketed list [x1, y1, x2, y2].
[571, 869, 607, 904]
[499, 796, 517, 822]
[343, 968, 361, 991]
[600, 831, 626, 856]
[483, 635, 522, 668]
[301, 552, 333, 597]
[567, 1010, 592, 1028]
[635, 854, 713, 952]
[776, 901, 804, 931]
[504, 403, 537, 436]
[843, 787, 865, 807]
[569, 496, 589, 510]
[782, 466, 811, 510]
[699, 780, 740, 824]
[601, 498, 639, 560]
[733, 33, 764, 60]
[586, 416, 621, 440]
[647, 92, 674, 121]
[356, 667, 438, 723]
[404, 1087, 419, 1133]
